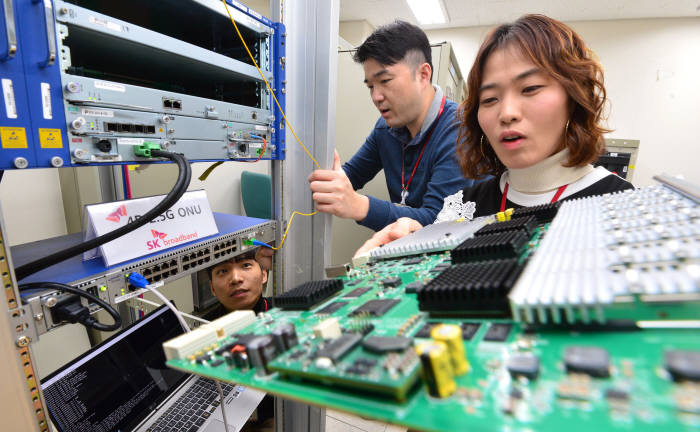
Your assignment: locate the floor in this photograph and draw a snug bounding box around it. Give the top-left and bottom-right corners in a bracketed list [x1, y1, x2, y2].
[325, 410, 407, 432]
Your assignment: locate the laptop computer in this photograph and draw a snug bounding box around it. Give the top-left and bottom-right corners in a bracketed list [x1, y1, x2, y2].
[40, 305, 265, 432]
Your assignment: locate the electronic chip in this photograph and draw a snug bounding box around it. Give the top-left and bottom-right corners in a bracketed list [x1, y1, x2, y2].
[507, 355, 540, 380]
[403, 257, 424, 265]
[314, 333, 362, 362]
[509, 388, 524, 399]
[231, 333, 257, 346]
[605, 388, 630, 401]
[460, 323, 481, 341]
[344, 286, 371, 298]
[404, 281, 424, 294]
[196, 354, 211, 364]
[345, 357, 378, 375]
[382, 277, 402, 288]
[483, 323, 512, 342]
[415, 322, 480, 340]
[215, 343, 235, 356]
[564, 346, 610, 378]
[362, 336, 412, 353]
[351, 299, 400, 317]
[414, 322, 435, 338]
[315, 301, 348, 315]
[432, 263, 451, 271]
[665, 350, 700, 382]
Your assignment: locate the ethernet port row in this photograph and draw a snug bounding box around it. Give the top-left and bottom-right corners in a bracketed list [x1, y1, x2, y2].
[163, 98, 182, 110]
[104, 122, 156, 134]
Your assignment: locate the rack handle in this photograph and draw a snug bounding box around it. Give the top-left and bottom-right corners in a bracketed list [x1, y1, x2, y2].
[1, 0, 17, 60]
[33, 0, 56, 66]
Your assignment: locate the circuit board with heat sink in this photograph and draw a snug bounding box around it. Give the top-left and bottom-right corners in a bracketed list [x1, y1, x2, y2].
[166, 175, 700, 432]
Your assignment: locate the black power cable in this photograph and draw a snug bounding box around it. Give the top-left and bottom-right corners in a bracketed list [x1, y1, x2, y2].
[19, 282, 122, 331]
[14, 150, 191, 281]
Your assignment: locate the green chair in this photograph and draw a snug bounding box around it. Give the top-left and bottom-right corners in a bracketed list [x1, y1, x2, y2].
[241, 171, 272, 219]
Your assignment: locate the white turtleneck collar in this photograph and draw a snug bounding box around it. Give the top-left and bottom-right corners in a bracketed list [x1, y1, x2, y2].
[505, 148, 594, 194]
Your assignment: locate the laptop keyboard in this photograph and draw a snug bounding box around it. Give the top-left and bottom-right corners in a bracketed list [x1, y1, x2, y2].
[146, 378, 236, 432]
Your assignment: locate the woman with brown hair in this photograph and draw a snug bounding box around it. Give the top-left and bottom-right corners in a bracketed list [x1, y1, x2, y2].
[356, 14, 633, 255]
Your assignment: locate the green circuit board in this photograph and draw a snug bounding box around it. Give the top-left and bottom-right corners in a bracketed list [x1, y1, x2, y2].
[167, 252, 700, 432]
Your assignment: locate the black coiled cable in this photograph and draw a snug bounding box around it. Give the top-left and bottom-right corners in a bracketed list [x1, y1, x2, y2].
[14, 150, 191, 281]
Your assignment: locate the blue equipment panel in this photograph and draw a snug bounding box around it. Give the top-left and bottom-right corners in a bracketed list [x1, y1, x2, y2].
[17, 0, 69, 168]
[271, 22, 286, 159]
[0, 0, 36, 168]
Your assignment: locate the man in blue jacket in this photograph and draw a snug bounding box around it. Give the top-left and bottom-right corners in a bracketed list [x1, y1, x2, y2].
[308, 20, 474, 231]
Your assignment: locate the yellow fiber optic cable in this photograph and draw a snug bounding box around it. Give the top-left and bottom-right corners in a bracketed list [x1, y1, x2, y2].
[269, 210, 317, 250]
[220, 0, 319, 250]
[219, 0, 320, 169]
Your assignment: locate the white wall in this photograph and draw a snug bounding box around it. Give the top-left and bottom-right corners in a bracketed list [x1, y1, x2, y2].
[0, 169, 67, 246]
[426, 17, 700, 187]
[339, 20, 375, 47]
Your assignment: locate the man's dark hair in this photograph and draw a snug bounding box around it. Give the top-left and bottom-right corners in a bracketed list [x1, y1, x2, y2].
[353, 20, 432, 78]
[206, 250, 262, 280]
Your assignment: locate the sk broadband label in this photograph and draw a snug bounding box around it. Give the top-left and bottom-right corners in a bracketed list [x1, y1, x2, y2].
[0, 127, 28, 148]
[39, 128, 63, 148]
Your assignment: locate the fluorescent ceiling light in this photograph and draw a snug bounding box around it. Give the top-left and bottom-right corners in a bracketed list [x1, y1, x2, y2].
[406, 0, 447, 25]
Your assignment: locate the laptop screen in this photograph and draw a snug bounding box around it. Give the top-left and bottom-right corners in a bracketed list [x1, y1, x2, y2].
[41, 305, 189, 432]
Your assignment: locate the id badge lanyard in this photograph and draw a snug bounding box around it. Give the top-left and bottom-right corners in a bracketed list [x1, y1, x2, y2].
[400, 96, 447, 206]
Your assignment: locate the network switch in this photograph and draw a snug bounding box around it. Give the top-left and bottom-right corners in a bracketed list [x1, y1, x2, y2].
[14, 213, 275, 335]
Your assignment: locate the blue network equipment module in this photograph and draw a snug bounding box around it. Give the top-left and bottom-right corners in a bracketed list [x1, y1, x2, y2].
[0, 0, 285, 168]
[13, 212, 276, 334]
[0, 0, 69, 169]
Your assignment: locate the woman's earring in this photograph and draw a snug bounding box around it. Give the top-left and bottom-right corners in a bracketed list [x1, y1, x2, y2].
[565, 120, 570, 134]
[479, 135, 486, 158]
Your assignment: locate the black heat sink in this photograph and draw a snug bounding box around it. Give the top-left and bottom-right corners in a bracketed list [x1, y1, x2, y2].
[474, 215, 538, 237]
[417, 259, 524, 314]
[511, 202, 560, 224]
[451, 230, 528, 264]
[274, 279, 344, 310]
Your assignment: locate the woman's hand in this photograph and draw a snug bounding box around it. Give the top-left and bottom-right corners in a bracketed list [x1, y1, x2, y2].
[354, 217, 423, 257]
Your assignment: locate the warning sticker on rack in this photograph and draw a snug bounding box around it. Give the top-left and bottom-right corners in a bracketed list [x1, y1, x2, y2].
[39, 128, 63, 148]
[81, 108, 113, 118]
[89, 16, 123, 32]
[117, 138, 144, 146]
[95, 80, 125, 92]
[0, 127, 27, 148]
[41, 83, 52, 119]
[2, 79, 17, 119]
